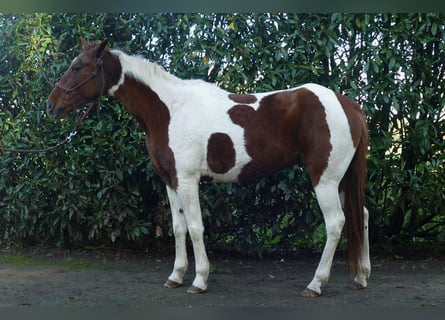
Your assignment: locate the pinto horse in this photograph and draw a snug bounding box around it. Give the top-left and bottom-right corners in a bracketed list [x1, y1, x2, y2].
[47, 39, 370, 297]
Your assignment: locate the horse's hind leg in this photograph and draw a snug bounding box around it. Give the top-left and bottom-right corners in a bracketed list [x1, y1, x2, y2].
[302, 180, 345, 298]
[352, 206, 371, 290]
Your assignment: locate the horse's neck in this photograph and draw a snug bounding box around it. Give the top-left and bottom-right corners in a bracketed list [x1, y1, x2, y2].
[110, 50, 183, 108]
[110, 50, 182, 134]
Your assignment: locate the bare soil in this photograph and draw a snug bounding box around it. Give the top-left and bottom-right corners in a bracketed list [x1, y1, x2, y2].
[0, 246, 444, 307]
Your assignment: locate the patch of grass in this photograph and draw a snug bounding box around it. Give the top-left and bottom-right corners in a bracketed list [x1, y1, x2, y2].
[0, 255, 38, 265]
[0, 254, 89, 271]
[61, 256, 90, 270]
[209, 264, 232, 274]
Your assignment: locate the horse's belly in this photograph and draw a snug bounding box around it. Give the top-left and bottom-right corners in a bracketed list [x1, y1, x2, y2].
[201, 156, 251, 183]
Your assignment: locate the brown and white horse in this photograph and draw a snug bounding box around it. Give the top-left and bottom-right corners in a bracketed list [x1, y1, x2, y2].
[47, 39, 370, 297]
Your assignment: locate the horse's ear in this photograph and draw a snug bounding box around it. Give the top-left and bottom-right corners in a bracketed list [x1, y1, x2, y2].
[81, 37, 89, 49]
[96, 39, 109, 59]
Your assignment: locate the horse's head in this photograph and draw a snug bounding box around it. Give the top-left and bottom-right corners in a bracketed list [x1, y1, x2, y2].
[47, 38, 110, 119]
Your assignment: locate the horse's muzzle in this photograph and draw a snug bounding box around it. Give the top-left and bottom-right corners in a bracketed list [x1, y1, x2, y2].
[46, 100, 65, 118]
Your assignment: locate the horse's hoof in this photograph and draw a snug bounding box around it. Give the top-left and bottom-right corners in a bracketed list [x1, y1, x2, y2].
[351, 281, 366, 290]
[163, 279, 182, 289]
[187, 285, 206, 294]
[300, 287, 321, 298]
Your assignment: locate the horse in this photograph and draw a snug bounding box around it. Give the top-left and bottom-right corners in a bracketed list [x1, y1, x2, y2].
[46, 38, 370, 298]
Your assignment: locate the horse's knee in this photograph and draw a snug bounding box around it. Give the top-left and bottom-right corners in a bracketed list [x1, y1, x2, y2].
[172, 222, 187, 237]
[188, 224, 204, 242]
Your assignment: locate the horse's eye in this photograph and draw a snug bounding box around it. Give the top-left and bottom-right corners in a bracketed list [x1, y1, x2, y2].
[71, 66, 80, 72]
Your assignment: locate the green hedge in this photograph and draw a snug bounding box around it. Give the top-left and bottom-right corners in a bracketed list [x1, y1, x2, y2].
[1, 13, 444, 255]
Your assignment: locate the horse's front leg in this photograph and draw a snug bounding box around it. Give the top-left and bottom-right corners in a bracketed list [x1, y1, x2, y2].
[163, 186, 189, 289]
[165, 179, 209, 293]
[179, 178, 209, 293]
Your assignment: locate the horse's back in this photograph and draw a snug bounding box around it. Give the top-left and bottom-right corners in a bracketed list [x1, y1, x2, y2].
[170, 83, 364, 185]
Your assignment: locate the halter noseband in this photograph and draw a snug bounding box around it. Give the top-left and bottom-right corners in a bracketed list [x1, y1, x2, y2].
[55, 57, 104, 94]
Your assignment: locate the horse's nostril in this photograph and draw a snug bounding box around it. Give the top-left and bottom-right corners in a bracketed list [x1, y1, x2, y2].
[46, 100, 54, 115]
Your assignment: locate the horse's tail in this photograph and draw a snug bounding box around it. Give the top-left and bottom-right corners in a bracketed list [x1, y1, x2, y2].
[341, 111, 368, 276]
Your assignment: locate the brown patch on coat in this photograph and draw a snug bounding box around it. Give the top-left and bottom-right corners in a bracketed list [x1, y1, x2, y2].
[207, 133, 236, 174]
[114, 75, 178, 190]
[228, 88, 331, 186]
[228, 93, 257, 104]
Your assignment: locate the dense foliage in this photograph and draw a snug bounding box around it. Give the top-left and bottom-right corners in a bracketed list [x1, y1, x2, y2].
[1, 13, 444, 255]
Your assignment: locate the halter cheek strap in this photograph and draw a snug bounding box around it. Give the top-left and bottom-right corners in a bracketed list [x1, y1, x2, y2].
[54, 57, 104, 95]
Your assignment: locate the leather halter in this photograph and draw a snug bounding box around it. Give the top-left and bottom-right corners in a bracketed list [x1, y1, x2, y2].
[55, 57, 104, 94]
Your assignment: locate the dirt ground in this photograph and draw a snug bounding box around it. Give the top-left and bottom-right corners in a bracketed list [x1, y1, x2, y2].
[0, 246, 444, 307]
